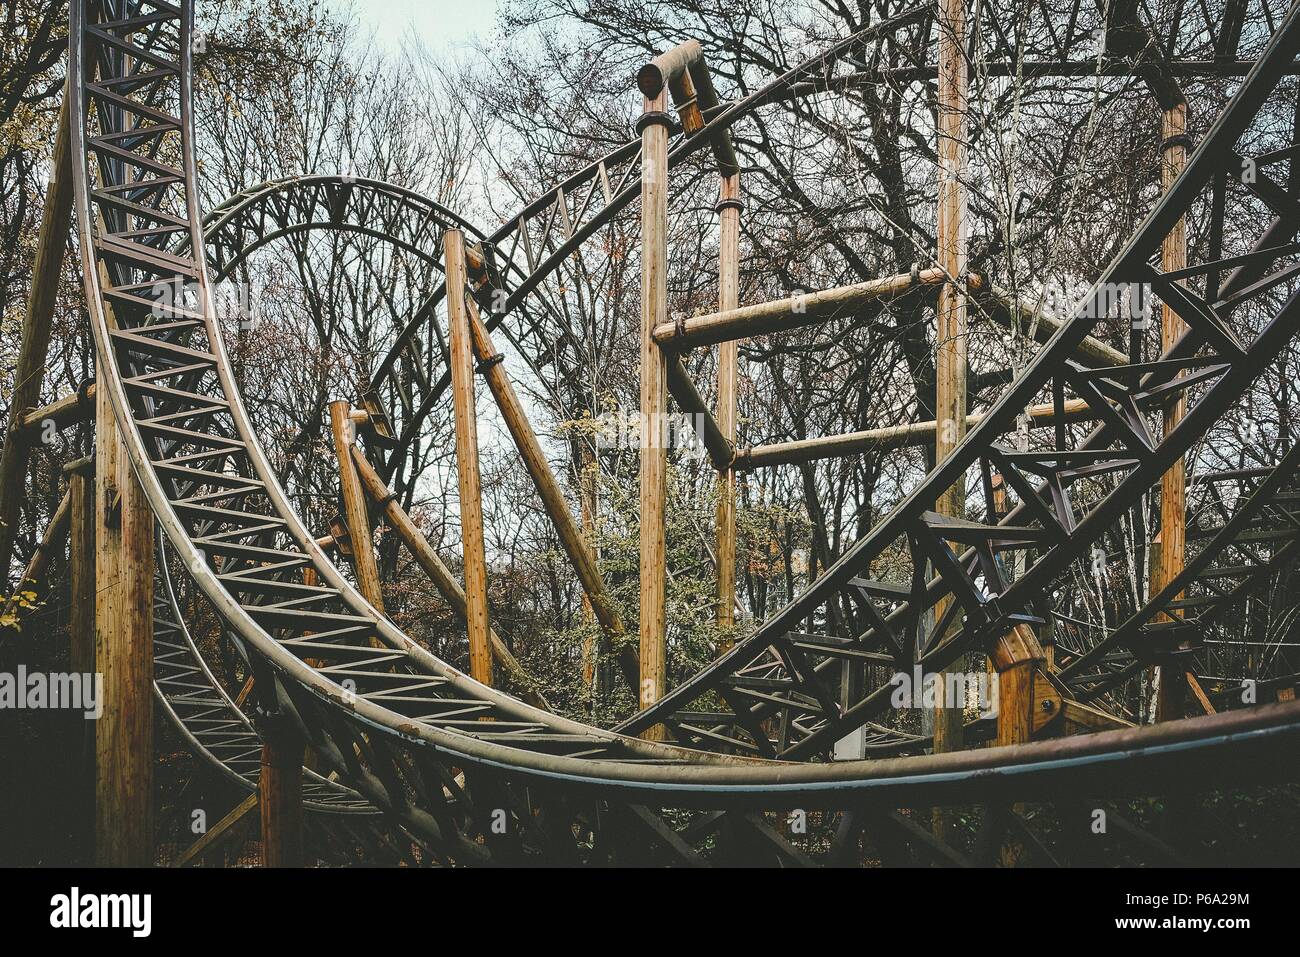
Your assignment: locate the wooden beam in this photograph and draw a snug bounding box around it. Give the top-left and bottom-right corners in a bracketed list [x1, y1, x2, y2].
[639, 92, 671, 738]
[932, 0, 968, 766]
[638, 40, 703, 98]
[716, 173, 742, 640]
[349, 445, 551, 710]
[1155, 100, 1190, 723]
[1186, 671, 1217, 715]
[579, 444, 599, 690]
[645, 267, 1127, 368]
[329, 400, 385, 613]
[0, 88, 72, 583]
[654, 269, 944, 348]
[646, 267, 1127, 366]
[734, 398, 1093, 470]
[16, 383, 96, 439]
[68, 464, 96, 851]
[259, 723, 305, 867]
[94, 379, 154, 867]
[1061, 698, 1136, 734]
[664, 355, 733, 470]
[175, 792, 258, 867]
[444, 229, 493, 687]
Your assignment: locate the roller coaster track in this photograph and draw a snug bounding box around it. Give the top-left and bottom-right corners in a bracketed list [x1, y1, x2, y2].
[151, 544, 369, 811]
[72, 0, 1300, 865]
[1058, 447, 1300, 704]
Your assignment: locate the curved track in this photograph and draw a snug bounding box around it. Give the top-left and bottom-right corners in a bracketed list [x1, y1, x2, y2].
[72, 0, 1300, 864]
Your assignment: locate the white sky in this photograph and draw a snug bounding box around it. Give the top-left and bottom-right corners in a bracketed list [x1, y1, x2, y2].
[346, 0, 500, 53]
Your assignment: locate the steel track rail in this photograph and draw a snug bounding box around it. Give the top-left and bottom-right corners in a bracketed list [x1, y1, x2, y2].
[151, 540, 373, 812]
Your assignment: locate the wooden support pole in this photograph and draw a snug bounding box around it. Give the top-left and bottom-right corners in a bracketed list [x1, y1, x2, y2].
[647, 269, 1127, 365]
[0, 88, 72, 583]
[1154, 100, 1190, 723]
[16, 382, 96, 439]
[639, 92, 671, 737]
[992, 635, 1048, 743]
[68, 462, 96, 851]
[94, 381, 154, 867]
[664, 356, 734, 470]
[654, 269, 944, 348]
[444, 229, 493, 687]
[932, 0, 968, 762]
[734, 398, 1094, 470]
[990, 624, 1059, 864]
[329, 400, 385, 614]
[259, 720, 305, 867]
[638, 40, 739, 177]
[579, 444, 599, 690]
[716, 173, 742, 639]
[349, 445, 550, 709]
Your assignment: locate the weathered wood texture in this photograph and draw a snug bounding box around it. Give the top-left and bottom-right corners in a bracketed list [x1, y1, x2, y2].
[94, 381, 154, 867]
[69, 465, 96, 849]
[176, 792, 258, 868]
[932, 0, 969, 759]
[735, 398, 1093, 470]
[0, 90, 72, 582]
[259, 724, 305, 867]
[639, 93, 670, 738]
[329, 400, 385, 613]
[1154, 101, 1189, 723]
[461, 296, 634, 675]
[444, 230, 493, 687]
[716, 173, 742, 638]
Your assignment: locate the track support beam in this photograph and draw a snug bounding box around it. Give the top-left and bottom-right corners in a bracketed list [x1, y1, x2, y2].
[716, 173, 742, 639]
[259, 720, 305, 867]
[639, 91, 671, 737]
[444, 229, 493, 687]
[329, 399, 386, 614]
[0, 88, 72, 584]
[94, 381, 153, 867]
[1154, 100, 1190, 722]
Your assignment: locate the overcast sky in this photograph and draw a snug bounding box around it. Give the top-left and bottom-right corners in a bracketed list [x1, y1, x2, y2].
[348, 0, 500, 53]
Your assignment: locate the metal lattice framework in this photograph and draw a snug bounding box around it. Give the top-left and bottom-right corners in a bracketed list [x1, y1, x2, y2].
[62, 0, 1300, 865]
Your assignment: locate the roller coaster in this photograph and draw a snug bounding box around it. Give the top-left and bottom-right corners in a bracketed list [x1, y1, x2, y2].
[2, 0, 1299, 867]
